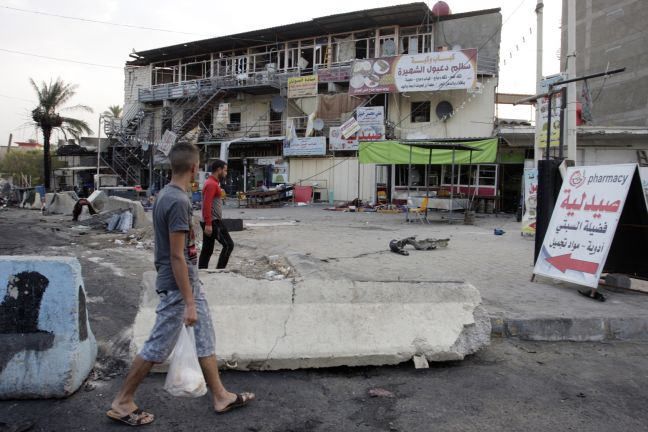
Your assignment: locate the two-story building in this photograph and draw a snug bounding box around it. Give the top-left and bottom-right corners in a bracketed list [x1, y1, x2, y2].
[112, 2, 504, 207]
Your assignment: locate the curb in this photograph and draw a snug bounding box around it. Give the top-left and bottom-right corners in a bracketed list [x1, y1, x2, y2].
[490, 316, 648, 342]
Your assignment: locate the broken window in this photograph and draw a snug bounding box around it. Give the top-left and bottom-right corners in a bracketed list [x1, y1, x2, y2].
[410, 102, 431, 123]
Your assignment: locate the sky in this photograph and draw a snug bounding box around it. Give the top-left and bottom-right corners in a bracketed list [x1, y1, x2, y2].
[0, 0, 561, 146]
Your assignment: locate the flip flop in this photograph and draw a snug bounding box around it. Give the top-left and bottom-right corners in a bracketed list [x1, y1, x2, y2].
[106, 408, 155, 426]
[578, 289, 606, 302]
[215, 393, 255, 415]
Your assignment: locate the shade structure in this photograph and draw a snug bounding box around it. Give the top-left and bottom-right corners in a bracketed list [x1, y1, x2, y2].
[358, 138, 497, 165]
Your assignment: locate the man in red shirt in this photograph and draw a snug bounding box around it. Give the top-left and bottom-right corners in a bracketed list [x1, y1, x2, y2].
[199, 160, 235, 269]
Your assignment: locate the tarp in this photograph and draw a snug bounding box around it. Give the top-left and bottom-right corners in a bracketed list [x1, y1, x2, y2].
[359, 138, 498, 165]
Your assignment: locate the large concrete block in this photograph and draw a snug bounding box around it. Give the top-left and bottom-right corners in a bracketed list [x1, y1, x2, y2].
[132, 271, 490, 370]
[103, 196, 149, 229]
[0, 256, 97, 399]
[44, 192, 79, 215]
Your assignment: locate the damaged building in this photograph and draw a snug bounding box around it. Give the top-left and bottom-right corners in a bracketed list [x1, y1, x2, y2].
[110, 3, 515, 209]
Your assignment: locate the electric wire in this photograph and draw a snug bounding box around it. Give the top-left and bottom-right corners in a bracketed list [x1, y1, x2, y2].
[0, 4, 207, 36]
[0, 47, 122, 69]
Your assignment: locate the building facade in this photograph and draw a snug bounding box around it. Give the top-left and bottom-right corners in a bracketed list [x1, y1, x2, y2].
[113, 3, 504, 205]
[560, 0, 648, 166]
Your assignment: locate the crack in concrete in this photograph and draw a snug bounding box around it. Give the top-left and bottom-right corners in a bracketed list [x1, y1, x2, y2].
[262, 277, 298, 368]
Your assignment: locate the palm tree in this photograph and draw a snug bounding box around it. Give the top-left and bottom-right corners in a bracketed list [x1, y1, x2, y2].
[30, 78, 93, 190]
[103, 105, 123, 118]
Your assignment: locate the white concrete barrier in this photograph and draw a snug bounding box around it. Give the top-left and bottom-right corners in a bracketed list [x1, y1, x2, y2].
[44, 192, 79, 215]
[0, 256, 97, 399]
[103, 196, 149, 229]
[132, 271, 490, 371]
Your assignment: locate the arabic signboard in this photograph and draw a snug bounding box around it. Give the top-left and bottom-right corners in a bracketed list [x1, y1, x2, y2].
[340, 117, 360, 139]
[356, 107, 385, 142]
[283, 136, 326, 156]
[317, 67, 351, 83]
[158, 130, 177, 156]
[536, 93, 562, 148]
[329, 127, 359, 151]
[536, 74, 566, 148]
[533, 164, 636, 288]
[349, 49, 477, 96]
[522, 168, 538, 236]
[287, 75, 318, 98]
[357, 107, 385, 125]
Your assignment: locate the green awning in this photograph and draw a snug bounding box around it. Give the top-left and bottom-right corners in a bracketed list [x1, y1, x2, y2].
[359, 138, 498, 164]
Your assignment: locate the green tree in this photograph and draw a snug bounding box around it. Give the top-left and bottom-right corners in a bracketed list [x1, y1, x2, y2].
[103, 105, 123, 118]
[30, 77, 93, 190]
[0, 150, 65, 186]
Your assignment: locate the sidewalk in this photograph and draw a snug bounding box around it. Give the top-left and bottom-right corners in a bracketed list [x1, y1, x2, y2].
[225, 204, 648, 341]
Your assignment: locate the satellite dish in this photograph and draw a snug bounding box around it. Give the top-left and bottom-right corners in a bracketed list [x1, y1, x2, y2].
[436, 101, 454, 121]
[313, 118, 325, 131]
[271, 95, 287, 113]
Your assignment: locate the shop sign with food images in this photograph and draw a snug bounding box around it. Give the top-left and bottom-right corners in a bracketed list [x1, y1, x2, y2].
[349, 49, 477, 96]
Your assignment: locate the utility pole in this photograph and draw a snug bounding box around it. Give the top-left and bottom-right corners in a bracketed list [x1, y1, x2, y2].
[6, 133, 12, 153]
[534, 0, 544, 165]
[566, 0, 577, 162]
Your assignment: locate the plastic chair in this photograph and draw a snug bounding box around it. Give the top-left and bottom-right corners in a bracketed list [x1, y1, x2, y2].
[407, 196, 429, 223]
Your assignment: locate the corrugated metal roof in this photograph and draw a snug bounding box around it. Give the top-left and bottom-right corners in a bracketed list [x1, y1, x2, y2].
[128, 4, 500, 66]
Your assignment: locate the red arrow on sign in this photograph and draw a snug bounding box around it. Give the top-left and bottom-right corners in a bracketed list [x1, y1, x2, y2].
[546, 253, 599, 274]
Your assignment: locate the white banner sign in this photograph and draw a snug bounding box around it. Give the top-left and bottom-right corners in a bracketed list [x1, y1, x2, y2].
[215, 103, 229, 126]
[158, 130, 177, 156]
[329, 127, 359, 151]
[340, 117, 360, 139]
[283, 136, 326, 156]
[357, 107, 385, 126]
[522, 168, 538, 236]
[533, 164, 636, 288]
[356, 106, 385, 142]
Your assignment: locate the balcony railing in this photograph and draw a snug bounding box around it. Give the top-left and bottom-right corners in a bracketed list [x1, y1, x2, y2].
[139, 70, 301, 103]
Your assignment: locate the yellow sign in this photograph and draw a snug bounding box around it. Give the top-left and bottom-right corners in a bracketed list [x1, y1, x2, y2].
[287, 75, 318, 99]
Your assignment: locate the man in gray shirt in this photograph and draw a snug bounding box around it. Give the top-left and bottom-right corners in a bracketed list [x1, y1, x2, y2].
[107, 143, 254, 426]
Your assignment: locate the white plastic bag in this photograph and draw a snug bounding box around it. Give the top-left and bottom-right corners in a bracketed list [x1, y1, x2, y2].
[164, 326, 207, 397]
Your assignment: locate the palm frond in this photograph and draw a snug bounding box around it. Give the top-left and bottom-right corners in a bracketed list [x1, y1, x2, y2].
[60, 104, 94, 114]
[61, 116, 93, 136]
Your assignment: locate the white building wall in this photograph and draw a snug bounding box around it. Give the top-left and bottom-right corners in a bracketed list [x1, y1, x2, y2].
[288, 157, 375, 203]
[579, 145, 646, 166]
[123, 65, 152, 113]
[391, 79, 497, 139]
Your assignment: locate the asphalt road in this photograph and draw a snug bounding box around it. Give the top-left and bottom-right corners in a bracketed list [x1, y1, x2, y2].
[1, 208, 647, 432]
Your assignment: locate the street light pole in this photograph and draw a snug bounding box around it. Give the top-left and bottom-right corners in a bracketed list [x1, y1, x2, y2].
[534, 0, 544, 166]
[96, 114, 102, 190]
[566, 0, 578, 162]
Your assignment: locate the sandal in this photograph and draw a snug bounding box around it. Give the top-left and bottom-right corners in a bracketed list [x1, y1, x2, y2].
[578, 289, 606, 302]
[106, 408, 155, 426]
[215, 392, 255, 414]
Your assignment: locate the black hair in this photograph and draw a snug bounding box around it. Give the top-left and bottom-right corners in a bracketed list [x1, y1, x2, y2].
[169, 142, 199, 175]
[210, 159, 227, 173]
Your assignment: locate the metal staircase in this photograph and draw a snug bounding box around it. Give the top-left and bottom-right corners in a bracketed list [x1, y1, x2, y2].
[103, 105, 154, 186]
[172, 89, 226, 140]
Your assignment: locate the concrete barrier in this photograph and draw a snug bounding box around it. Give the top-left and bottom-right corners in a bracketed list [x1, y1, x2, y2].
[132, 271, 490, 370]
[44, 192, 79, 215]
[0, 256, 97, 399]
[102, 196, 149, 229]
[20, 190, 41, 210]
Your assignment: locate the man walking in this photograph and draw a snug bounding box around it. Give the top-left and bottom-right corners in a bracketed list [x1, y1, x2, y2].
[199, 159, 234, 270]
[107, 143, 254, 426]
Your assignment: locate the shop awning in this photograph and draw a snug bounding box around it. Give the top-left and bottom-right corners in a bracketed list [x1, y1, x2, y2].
[359, 138, 498, 164]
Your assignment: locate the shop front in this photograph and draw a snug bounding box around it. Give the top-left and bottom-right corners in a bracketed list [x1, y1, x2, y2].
[202, 137, 287, 195]
[359, 138, 500, 211]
